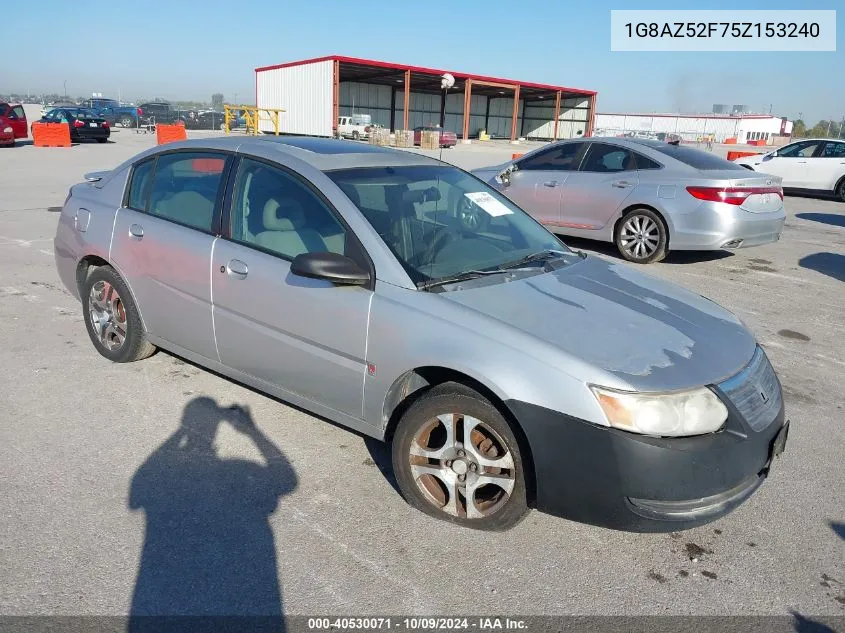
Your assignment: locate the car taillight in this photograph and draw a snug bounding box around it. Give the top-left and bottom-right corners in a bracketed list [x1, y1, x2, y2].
[137, 108, 142, 116]
[686, 186, 783, 206]
[73, 120, 85, 128]
[365, 126, 371, 132]
[101, 121, 109, 128]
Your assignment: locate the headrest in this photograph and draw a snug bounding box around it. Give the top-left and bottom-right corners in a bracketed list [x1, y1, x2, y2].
[263, 198, 305, 231]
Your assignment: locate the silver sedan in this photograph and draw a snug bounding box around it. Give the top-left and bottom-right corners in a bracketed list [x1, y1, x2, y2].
[54, 137, 787, 531]
[472, 138, 786, 263]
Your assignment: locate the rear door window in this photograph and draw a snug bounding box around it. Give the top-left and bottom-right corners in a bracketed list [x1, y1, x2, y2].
[11, 106, 25, 119]
[820, 141, 845, 158]
[634, 152, 662, 170]
[145, 152, 228, 232]
[580, 143, 635, 173]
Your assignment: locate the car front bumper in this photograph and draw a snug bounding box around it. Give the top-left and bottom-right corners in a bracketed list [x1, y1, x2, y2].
[506, 396, 787, 532]
[669, 202, 786, 250]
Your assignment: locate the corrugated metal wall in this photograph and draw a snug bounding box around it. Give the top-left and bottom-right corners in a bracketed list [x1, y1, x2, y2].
[339, 82, 393, 127]
[523, 97, 590, 140]
[256, 60, 333, 136]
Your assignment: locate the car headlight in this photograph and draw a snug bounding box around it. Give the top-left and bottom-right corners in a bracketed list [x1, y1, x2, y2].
[3, 126, 12, 134]
[591, 386, 728, 437]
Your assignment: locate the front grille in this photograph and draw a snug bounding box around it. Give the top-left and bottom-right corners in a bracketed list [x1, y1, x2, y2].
[717, 347, 782, 432]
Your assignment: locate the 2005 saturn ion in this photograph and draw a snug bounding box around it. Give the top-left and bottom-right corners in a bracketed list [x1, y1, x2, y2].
[54, 137, 788, 531]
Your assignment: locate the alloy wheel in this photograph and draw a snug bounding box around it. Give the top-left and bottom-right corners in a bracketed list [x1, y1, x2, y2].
[457, 199, 482, 232]
[88, 280, 127, 351]
[619, 214, 660, 260]
[409, 413, 515, 519]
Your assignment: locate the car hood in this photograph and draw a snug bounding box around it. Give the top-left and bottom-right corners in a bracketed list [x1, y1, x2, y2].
[441, 256, 756, 391]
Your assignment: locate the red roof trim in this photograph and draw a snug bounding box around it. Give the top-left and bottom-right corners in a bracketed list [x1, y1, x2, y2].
[598, 112, 782, 120]
[255, 55, 596, 96]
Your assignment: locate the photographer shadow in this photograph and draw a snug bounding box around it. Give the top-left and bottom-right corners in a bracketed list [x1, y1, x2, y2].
[128, 397, 297, 632]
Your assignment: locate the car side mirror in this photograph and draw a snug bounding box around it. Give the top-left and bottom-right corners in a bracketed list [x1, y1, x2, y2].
[762, 152, 775, 161]
[497, 163, 517, 186]
[290, 252, 370, 286]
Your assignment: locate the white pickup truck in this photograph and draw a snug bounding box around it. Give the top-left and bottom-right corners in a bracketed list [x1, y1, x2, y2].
[337, 114, 373, 140]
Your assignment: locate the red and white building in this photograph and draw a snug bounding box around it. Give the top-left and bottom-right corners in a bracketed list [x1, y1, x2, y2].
[594, 112, 793, 145]
[254, 55, 597, 141]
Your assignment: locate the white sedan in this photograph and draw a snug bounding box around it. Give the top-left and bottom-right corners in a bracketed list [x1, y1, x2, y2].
[734, 138, 845, 201]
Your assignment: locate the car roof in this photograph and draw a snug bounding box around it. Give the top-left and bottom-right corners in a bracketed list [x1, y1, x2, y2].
[138, 136, 443, 171]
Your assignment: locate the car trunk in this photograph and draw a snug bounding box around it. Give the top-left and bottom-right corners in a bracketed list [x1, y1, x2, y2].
[688, 170, 784, 214]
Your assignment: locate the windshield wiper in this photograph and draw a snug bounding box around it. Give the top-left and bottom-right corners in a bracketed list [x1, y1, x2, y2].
[497, 249, 570, 271]
[417, 269, 508, 291]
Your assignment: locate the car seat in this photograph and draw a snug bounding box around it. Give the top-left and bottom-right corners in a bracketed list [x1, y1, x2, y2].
[253, 197, 329, 258]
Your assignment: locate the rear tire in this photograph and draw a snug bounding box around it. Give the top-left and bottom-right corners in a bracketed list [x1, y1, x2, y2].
[82, 266, 155, 363]
[96, 138, 107, 143]
[835, 178, 845, 203]
[615, 208, 668, 264]
[352, 130, 360, 141]
[391, 382, 529, 531]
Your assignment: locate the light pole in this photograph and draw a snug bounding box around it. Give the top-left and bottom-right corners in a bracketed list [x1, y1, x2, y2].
[63, 80, 67, 99]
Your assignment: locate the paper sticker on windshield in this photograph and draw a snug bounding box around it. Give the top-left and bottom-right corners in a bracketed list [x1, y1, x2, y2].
[464, 192, 513, 217]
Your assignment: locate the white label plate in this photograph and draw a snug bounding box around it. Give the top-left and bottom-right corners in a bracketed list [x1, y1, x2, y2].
[464, 192, 513, 217]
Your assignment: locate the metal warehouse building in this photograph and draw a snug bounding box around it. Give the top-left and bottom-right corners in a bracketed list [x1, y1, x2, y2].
[595, 112, 793, 145]
[255, 55, 597, 141]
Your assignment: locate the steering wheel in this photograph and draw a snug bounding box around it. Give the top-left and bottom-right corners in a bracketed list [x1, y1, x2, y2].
[419, 225, 454, 266]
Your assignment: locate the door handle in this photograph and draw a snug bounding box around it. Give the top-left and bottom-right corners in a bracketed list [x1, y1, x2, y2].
[129, 224, 144, 239]
[543, 180, 559, 187]
[612, 180, 634, 188]
[225, 259, 248, 279]
[797, 160, 807, 164]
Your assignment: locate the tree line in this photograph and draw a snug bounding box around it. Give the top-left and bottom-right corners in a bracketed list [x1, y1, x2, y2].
[792, 119, 844, 139]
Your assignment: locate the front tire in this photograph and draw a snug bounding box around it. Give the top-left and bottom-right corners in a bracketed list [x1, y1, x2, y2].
[120, 116, 134, 128]
[615, 208, 668, 264]
[82, 266, 155, 363]
[391, 383, 529, 531]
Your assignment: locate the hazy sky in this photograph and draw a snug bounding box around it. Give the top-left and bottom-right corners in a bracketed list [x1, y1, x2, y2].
[5, 0, 842, 124]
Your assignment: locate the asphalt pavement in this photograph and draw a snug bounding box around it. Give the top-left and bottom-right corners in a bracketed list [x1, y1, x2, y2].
[0, 123, 843, 618]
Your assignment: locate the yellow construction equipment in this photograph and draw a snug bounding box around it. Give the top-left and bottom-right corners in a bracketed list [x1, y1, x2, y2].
[223, 105, 286, 135]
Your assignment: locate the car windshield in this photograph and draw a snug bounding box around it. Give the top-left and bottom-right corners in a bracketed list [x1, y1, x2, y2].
[327, 165, 570, 286]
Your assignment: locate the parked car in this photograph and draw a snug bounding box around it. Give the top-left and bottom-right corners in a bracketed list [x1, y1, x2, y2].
[472, 137, 786, 263]
[54, 136, 788, 532]
[733, 138, 845, 202]
[338, 114, 372, 140]
[80, 98, 141, 128]
[413, 126, 457, 148]
[137, 102, 185, 126]
[183, 110, 224, 130]
[36, 108, 110, 143]
[41, 101, 77, 118]
[0, 103, 28, 146]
